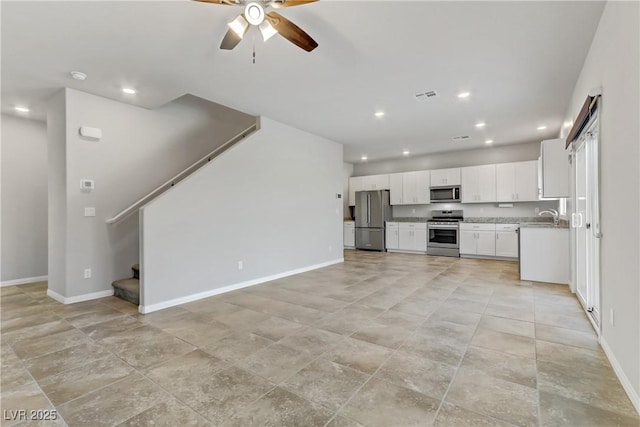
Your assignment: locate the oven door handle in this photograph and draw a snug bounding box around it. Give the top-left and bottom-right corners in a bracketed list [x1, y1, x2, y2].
[427, 224, 459, 229]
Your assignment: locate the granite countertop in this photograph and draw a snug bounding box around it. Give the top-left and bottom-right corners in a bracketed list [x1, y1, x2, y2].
[463, 217, 569, 228]
[390, 217, 429, 223]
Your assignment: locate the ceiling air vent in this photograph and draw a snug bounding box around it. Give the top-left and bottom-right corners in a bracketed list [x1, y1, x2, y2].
[415, 90, 439, 102]
[452, 135, 471, 141]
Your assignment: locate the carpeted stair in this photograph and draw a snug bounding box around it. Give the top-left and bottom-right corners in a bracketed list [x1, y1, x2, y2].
[112, 264, 139, 305]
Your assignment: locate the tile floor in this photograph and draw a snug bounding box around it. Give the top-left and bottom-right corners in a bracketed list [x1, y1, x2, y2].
[1, 251, 639, 426]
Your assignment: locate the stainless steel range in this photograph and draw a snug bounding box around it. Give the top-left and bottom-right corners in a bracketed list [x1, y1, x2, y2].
[427, 210, 463, 257]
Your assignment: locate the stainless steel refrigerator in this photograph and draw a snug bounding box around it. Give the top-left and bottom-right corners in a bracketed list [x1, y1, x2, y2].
[355, 190, 392, 251]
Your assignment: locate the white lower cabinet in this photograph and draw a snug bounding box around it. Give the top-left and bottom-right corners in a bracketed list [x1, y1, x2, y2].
[495, 224, 519, 258]
[385, 222, 399, 250]
[343, 221, 355, 248]
[389, 222, 427, 253]
[460, 223, 519, 259]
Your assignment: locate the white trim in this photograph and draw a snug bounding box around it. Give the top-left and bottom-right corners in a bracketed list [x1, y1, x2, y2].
[139, 258, 344, 314]
[600, 337, 640, 415]
[1, 275, 48, 287]
[46, 288, 114, 304]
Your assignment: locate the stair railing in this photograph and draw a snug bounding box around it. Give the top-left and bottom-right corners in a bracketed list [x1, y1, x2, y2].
[106, 122, 259, 225]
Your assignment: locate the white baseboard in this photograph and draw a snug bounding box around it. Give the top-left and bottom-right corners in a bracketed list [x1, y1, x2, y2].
[46, 288, 114, 304]
[600, 337, 640, 415]
[139, 258, 344, 314]
[1, 275, 48, 287]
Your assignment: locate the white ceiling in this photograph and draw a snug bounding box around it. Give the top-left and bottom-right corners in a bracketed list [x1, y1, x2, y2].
[2, 1, 605, 162]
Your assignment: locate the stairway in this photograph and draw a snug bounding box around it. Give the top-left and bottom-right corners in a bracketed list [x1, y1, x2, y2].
[112, 264, 139, 305]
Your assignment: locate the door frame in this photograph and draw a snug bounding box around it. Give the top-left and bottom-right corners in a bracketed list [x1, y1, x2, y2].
[570, 112, 602, 333]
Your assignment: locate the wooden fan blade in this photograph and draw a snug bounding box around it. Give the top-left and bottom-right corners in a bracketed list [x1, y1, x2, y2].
[270, 0, 318, 8]
[266, 11, 318, 52]
[220, 28, 242, 50]
[193, 0, 238, 5]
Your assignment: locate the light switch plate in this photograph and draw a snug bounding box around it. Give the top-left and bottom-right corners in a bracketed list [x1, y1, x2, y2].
[84, 207, 96, 217]
[80, 179, 95, 191]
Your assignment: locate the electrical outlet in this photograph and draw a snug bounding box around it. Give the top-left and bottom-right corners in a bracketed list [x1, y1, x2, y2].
[237, 261, 243, 270]
[84, 207, 96, 217]
[84, 268, 91, 279]
[610, 308, 615, 326]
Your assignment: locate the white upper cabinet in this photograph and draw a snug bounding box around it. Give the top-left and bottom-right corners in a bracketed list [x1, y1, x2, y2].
[389, 171, 430, 205]
[389, 173, 404, 205]
[540, 138, 570, 198]
[496, 160, 538, 202]
[348, 176, 363, 206]
[430, 168, 461, 186]
[461, 165, 496, 203]
[361, 174, 390, 191]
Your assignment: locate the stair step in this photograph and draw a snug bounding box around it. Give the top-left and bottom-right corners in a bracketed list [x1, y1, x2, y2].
[112, 278, 139, 305]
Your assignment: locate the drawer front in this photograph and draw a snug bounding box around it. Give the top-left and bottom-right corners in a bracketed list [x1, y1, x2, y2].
[344, 221, 355, 228]
[386, 222, 399, 228]
[399, 222, 427, 230]
[495, 224, 518, 232]
[460, 223, 496, 231]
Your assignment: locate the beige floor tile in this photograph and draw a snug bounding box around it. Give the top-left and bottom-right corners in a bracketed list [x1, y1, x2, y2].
[471, 328, 536, 359]
[315, 305, 383, 335]
[38, 354, 135, 405]
[400, 332, 467, 366]
[249, 316, 306, 341]
[535, 340, 610, 372]
[350, 320, 411, 349]
[0, 312, 62, 335]
[11, 328, 91, 360]
[539, 390, 640, 427]
[341, 378, 440, 426]
[79, 315, 144, 341]
[0, 382, 56, 427]
[201, 331, 273, 361]
[374, 349, 456, 399]
[461, 346, 537, 389]
[221, 386, 333, 427]
[326, 415, 364, 427]
[279, 327, 344, 356]
[118, 399, 210, 427]
[65, 306, 126, 328]
[485, 303, 535, 322]
[99, 325, 195, 369]
[322, 336, 392, 375]
[434, 402, 517, 427]
[478, 314, 535, 338]
[24, 342, 112, 380]
[237, 343, 316, 384]
[446, 365, 538, 426]
[57, 373, 170, 427]
[535, 323, 599, 350]
[283, 359, 369, 410]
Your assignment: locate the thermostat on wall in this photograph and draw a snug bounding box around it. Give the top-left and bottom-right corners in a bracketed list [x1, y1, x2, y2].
[80, 179, 95, 191]
[79, 126, 102, 140]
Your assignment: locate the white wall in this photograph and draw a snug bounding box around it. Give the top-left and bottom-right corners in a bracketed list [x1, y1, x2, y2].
[49, 89, 256, 300]
[353, 141, 542, 176]
[1, 114, 48, 283]
[562, 1, 640, 410]
[141, 117, 343, 311]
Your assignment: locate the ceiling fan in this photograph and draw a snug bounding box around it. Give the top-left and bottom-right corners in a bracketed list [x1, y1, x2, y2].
[195, 0, 319, 52]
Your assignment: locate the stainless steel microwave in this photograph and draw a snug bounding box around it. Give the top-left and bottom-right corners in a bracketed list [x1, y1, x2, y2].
[430, 186, 461, 203]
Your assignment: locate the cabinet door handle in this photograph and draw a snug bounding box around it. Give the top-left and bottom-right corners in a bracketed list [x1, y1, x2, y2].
[496, 233, 500, 240]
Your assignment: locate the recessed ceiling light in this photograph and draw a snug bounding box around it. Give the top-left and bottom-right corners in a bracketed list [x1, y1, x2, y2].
[361, 156, 368, 161]
[14, 106, 30, 113]
[374, 111, 385, 118]
[122, 87, 137, 95]
[563, 121, 573, 128]
[402, 150, 410, 156]
[70, 71, 87, 81]
[537, 125, 547, 130]
[457, 92, 471, 99]
[485, 139, 493, 144]
[475, 122, 486, 128]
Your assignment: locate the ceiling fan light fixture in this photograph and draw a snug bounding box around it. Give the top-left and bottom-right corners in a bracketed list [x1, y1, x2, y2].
[259, 20, 278, 41]
[244, 2, 265, 26]
[228, 14, 249, 38]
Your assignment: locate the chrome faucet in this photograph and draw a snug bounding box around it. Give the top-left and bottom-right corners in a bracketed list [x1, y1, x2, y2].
[538, 208, 559, 225]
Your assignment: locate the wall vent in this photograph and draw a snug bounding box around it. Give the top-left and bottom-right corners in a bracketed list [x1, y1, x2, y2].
[452, 135, 471, 141]
[415, 90, 439, 102]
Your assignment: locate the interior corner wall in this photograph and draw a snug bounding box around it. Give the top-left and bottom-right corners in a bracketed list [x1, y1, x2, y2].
[1, 114, 48, 283]
[343, 162, 354, 217]
[47, 91, 67, 296]
[56, 88, 256, 299]
[563, 1, 640, 409]
[141, 117, 343, 310]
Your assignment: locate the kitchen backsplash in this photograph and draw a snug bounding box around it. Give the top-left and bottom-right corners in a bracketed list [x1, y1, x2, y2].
[392, 200, 560, 218]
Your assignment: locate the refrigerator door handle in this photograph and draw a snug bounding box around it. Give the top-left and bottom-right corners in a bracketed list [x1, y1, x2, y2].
[367, 194, 371, 224]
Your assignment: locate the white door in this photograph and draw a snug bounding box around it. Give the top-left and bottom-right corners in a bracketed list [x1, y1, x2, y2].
[403, 173, 417, 205]
[414, 228, 427, 252]
[496, 163, 516, 202]
[573, 126, 600, 326]
[477, 165, 497, 202]
[496, 231, 518, 257]
[461, 167, 478, 203]
[386, 225, 399, 250]
[398, 227, 412, 251]
[414, 171, 430, 204]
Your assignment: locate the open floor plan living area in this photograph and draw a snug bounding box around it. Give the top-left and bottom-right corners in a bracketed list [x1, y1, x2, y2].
[1, 1, 639, 426]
